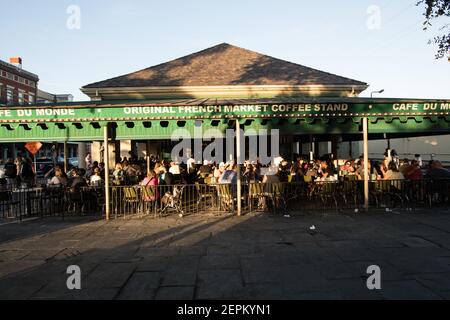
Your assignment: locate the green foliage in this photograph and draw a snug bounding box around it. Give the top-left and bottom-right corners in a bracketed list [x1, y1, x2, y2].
[417, 0, 450, 59]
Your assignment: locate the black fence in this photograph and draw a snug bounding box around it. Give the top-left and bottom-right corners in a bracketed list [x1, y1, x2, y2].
[1, 179, 449, 221]
[0, 185, 104, 221]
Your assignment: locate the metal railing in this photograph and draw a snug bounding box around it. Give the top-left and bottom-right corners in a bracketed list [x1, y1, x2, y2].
[0, 185, 104, 221]
[1, 179, 449, 221]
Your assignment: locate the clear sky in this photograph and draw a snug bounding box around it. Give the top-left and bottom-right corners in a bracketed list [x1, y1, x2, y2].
[1, 0, 448, 101]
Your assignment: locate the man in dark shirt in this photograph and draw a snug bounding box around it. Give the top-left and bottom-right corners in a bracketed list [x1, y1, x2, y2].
[319, 159, 335, 180]
[70, 169, 88, 191]
[426, 161, 450, 179]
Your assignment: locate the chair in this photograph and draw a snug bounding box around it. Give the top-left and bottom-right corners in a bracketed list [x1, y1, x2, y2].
[41, 186, 64, 216]
[248, 183, 267, 212]
[204, 176, 214, 185]
[318, 181, 339, 211]
[341, 179, 359, 209]
[66, 188, 86, 215]
[372, 180, 405, 209]
[217, 184, 235, 212]
[141, 185, 158, 217]
[123, 186, 140, 218]
[195, 182, 215, 210]
[269, 182, 287, 214]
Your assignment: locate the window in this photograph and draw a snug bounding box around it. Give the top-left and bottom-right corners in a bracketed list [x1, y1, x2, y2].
[28, 94, 34, 105]
[18, 91, 24, 105]
[6, 88, 13, 105]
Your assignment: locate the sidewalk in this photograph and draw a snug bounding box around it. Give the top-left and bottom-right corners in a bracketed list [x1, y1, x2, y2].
[0, 209, 450, 300]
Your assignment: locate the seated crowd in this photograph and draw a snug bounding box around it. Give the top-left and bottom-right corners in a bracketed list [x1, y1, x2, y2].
[2, 150, 450, 192]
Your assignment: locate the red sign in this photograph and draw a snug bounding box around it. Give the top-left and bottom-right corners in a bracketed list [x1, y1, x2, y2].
[25, 142, 43, 155]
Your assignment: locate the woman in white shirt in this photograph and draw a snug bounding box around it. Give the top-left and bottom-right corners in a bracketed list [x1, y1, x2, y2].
[48, 169, 67, 186]
[90, 168, 103, 186]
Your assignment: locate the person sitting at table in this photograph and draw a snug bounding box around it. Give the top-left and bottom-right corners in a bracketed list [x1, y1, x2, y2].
[140, 170, 160, 201]
[112, 163, 124, 185]
[0, 161, 6, 188]
[213, 162, 226, 182]
[158, 166, 174, 185]
[382, 161, 405, 193]
[48, 169, 67, 186]
[383, 161, 405, 180]
[169, 161, 181, 183]
[243, 163, 257, 184]
[356, 159, 372, 181]
[70, 169, 88, 191]
[90, 168, 103, 186]
[318, 158, 336, 181]
[425, 160, 450, 180]
[340, 160, 355, 175]
[405, 160, 423, 180]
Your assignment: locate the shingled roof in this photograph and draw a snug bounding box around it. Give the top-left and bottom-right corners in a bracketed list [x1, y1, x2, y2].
[83, 43, 367, 89]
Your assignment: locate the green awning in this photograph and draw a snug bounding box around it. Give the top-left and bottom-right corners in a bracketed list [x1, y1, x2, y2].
[0, 98, 449, 142]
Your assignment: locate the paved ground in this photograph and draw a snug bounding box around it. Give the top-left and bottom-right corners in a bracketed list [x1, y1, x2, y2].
[1, 208, 450, 300]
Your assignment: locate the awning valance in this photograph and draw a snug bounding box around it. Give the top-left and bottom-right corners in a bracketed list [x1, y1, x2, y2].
[0, 98, 449, 142]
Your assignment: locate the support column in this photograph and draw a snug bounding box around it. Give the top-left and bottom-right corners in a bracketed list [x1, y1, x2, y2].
[91, 141, 102, 163]
[331, 136, 339, 160]
[104, 126, 111, 220]
[146, 140, 151, 174]
[78, 143, 87, 169]
[349, 141, 353, 158]
[236, 119, 242, 217]
[363, 117, 369, 212]
[63, 141, 68, 173]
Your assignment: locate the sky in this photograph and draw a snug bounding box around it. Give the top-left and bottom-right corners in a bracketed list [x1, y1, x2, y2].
[0, 0, 448, 101]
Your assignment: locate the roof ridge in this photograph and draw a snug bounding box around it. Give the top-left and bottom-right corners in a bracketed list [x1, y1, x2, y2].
[83, 43, 233, 88]
[82, 43, 367, 89]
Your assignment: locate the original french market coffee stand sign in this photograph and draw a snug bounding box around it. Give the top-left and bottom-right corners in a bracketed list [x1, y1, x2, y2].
[1, 100, 450, 123]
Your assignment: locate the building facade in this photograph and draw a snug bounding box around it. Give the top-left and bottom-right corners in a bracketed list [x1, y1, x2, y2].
[0, 57, 78, 163]
[0, 57, 39, 106]
[37, 89, 74, 104]
[81, 43, 368, 164]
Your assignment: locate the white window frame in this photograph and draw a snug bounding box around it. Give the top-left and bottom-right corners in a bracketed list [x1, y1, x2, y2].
[6, 86, 14, 105]
[28, 92, 35, 105]
[18, 90, 25, 105]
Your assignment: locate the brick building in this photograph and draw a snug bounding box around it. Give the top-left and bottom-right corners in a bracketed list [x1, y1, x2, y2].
[0, 57, 39, 106]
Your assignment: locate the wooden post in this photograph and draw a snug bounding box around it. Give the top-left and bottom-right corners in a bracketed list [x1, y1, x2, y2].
[146, 140, 151, 174]
[363, 117, 369, 212]
[63, 141, 68, 173]
[104, 125, 111, 220]
[236, 119, 242, 217]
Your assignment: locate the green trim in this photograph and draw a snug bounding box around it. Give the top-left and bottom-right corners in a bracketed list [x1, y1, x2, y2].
[0, 99, 449, 142]
[0, 117, 448, 142]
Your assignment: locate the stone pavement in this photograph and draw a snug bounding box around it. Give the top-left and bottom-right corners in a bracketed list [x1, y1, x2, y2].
[1, 208, 450, 300]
